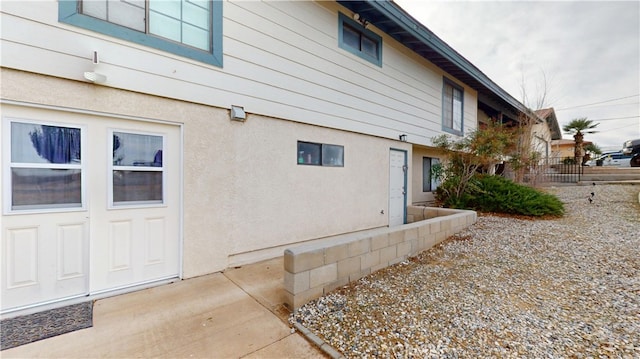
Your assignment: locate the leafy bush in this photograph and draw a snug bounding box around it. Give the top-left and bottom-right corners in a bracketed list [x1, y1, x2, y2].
[436, 175, 564, 217]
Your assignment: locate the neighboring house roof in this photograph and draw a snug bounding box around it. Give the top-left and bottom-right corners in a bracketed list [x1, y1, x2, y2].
[551, 139, 593, 147]
[534, 108, 562, 140]
[337, 0, 529, 122]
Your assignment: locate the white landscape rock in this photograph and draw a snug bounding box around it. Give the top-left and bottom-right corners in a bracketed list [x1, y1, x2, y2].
[291, 185, 640, 358]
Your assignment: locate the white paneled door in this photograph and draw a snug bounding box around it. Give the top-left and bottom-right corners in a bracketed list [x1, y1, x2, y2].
[1, 209, 89, 310]
[1, 108, 181, 312]
[90, 127, 180, 293]
[388, 149, 407, 227]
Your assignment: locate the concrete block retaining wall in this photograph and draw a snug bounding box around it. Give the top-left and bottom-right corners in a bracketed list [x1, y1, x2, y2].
[284, 207, 477, 310]
[406, 206, 465, 224]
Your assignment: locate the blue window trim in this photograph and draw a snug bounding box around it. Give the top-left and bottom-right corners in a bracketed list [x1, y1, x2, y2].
[441, 77, 464, 136]
[338, 12, 382, 67]
[58, 0, 223, 67]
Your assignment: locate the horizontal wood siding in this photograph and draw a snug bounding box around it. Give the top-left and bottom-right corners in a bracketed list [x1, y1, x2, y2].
[0, 1, 477, 144]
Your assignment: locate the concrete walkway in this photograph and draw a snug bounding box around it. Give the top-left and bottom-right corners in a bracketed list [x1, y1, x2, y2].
[2, 258, 326, 358]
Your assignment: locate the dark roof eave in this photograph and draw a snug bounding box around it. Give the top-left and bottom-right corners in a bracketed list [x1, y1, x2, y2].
[548, 113, 562, 140]
[535, 108, 563, 140]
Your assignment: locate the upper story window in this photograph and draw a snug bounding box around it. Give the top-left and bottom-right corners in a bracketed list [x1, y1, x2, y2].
[338, 13, 382, 67]
[59, 0, 222, 67]
[442, 78, 464, 136]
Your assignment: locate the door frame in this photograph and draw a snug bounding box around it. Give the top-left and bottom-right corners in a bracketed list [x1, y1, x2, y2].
[389, 148, 407, 226]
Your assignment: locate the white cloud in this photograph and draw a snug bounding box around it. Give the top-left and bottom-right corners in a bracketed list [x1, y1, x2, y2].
[395, 0, 640, 149]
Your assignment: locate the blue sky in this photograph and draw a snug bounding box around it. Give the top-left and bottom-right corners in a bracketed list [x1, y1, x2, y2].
[395, 0, 640, 150]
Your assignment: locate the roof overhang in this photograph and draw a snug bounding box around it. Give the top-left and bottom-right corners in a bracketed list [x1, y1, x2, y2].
[336, 0, 529, 122]
[535, 108, 562, 140]
[546, 114, 562, 140]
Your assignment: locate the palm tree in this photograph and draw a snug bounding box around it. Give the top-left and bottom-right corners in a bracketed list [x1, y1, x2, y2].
[583, 142, 602, 156]
[582, 142, 602, 165]
[562, 118, 599, 162]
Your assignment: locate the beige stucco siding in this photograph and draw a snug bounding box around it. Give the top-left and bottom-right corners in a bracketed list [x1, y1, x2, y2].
[224, 115, 406, 267]
[1, 69, 410, 277]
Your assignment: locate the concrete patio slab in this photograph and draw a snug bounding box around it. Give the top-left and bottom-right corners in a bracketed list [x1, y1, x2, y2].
[223, 257, 290, 322]
[243, 333, 328, 358]
[2, 259, 326, 358]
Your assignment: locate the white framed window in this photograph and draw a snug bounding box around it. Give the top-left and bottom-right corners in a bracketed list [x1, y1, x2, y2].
[442, 78, 464, 135]
[109, 130, 165, 208]
[4, 119, 85, 213]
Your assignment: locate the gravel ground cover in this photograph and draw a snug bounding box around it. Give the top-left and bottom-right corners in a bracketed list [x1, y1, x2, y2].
[291, 185, 640, 358]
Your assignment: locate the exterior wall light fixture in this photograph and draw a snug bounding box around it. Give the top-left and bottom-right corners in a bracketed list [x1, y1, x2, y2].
[399, 134, 407, 142]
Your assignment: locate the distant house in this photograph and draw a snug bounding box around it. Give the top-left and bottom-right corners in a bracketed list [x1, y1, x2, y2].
[1, 0, 530, 316]
[534, 108, 562, 160]
[551, 139, 593, 159]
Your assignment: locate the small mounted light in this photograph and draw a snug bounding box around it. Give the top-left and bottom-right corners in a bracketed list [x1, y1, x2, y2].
[399, 134, 407, 142]
[230, 105, 246, 121]
[83, 71, 107, 84]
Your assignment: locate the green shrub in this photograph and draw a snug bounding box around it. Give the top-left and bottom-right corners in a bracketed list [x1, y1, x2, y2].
[436, 175, 564, 217]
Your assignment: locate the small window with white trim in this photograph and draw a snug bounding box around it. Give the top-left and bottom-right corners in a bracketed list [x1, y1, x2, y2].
[5, 120, 84, 212]
[110, 131, 164, 207]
